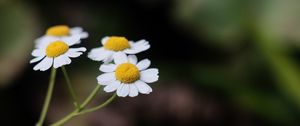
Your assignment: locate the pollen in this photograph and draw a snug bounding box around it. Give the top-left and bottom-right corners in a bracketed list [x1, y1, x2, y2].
[104, 36, 130, 51]
[46, 25, 70, 36]
[46, 41, 69, 57]
[115, 63, 140, 84]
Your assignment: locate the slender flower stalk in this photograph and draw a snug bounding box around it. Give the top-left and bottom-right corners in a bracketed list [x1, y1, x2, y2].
[36, 67, 57, 126]
[50, 93, 117, 126]
[61, 66, 80, 110]
[78, 93, 117, 115]
[80, 85, 101, 108]
[50, 85, 102, 126]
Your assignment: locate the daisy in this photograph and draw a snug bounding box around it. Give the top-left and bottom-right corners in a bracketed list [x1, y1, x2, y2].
[30, 35, 86, 71]
[35, 25, 88, 48]
[97, 52, 159, 97]
[88, 36, 150, 63]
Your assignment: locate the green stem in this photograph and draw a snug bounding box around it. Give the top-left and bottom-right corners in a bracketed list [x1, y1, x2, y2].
[36, 67, 57, 126]
[80, 85, 101, 108]
[50, 110, 79, 126]
[50, 85, 101, 126]
[50, 93, 117, 126]
[61, 66, 80, 110]
[78, 93, 117, 115]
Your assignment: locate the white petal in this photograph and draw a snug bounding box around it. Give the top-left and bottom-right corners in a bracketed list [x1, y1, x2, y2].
[123, 46, 150, 54]
[121, 84, 130, 97]
[103, 80, 121, 92]
[34, 36, 45, 46]
[140, 74, 159, 83]
[103, 53, 114, 63]
[140, 68, 159, 83]
[53, 54, 71, 68]
[116, 84, 124, 96]
[88, 47, 113, 62]
[124, 40, 150, 54]
[33, 57, 53, 71]
[62, 35, 81, 46]
[128, 55, 137, 64]
[88, 47, 103, 56]
[30, 56, 44, 63]
[101, 36, 109, 45]
[66, 51, 83, 58]
[117, 84, 130, 97]
[134, 39, 149, 46]
[70, 27, 83, 34]
[79, 32, 89, 39]
[99, 64, 117, 72]
[113, 52, 127, 64]
[141, 68, 159, 75]
[35, 36, 59, 49]
[132, 40, 150, 49]
[97, 72, 116, 85]
[100, 51, 114, 63]
[31, 49, 45, 57]
[136, 59, 151, 70]
[70, 27, 88, 39]
[71, 47, 86, 52]
[129, 84, 138, 97]
[75, 40, 82, 44]
[66, 47, 86, 58]
[148, 86, 153, 93]
[135, 80, 152, 94]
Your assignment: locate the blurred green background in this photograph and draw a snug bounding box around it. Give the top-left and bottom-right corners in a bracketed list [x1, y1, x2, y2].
[1, 0, 300, 126]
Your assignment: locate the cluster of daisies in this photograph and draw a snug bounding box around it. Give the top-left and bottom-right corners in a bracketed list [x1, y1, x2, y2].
[30, 25, 159, 97]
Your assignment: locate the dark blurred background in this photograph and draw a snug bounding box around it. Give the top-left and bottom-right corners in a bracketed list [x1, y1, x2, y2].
[1, 0, 300, 126]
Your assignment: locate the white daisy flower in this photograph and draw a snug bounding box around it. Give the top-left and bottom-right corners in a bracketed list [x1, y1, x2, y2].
[88, 36, 150, 63]
[35, 25, 88, 48]
[30, 35, 86, 71]
[97, 52, 159, 97]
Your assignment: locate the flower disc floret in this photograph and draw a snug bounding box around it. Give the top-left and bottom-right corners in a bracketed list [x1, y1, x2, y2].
[46, 25, 70, 36]
[46, 41, 69, 57]
[115, 63, 140, 83]
[104, 36, 130, 51]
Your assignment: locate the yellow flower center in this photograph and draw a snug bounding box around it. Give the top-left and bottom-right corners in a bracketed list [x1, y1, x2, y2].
[104, 36, 130, 51]
[115, 63, 140, 84]
[46, 41, 69, 57]
[46, 25, 70, 36]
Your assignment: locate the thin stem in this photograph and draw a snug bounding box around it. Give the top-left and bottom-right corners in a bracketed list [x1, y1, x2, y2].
[61, 66, 80, 110]
[80, 85, 101, 108]
[50, 93, 117, 126]
[36, 67, 57, 126]
[78, 93, 117, 115]
[50, 85, 101, 126]
[50, 110, 78, 126]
